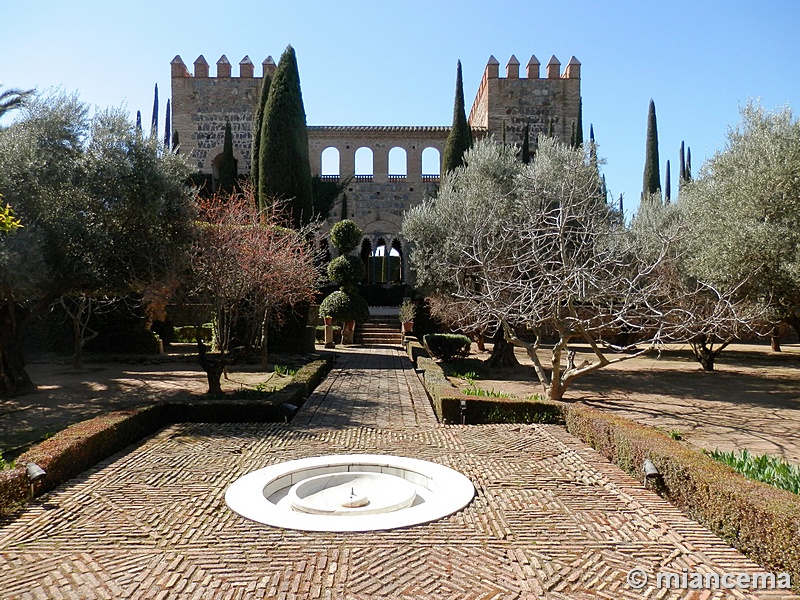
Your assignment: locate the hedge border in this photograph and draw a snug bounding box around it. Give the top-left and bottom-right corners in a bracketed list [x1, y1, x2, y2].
[1, 357, 332, 516]
[405, 339, 800, 589]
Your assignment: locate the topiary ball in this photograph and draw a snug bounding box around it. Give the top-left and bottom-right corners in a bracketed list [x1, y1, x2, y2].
[327, 255, 365, 287]
[319, 290, 371, 323]
[329, 220, 362, 255]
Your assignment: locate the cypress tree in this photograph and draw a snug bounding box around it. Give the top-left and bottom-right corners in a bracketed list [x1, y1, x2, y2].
[679, 141, 686, 183]
[135, 110, 142, 132]
[570, 121, 576, 148]
[521, 122, 530, 164]
[686, 147, 692, 181]
[151, 83, 158, 138]
[217, 121, 237, 195]
[340, 192, 348, 221]
[258, 45, 313, 228]
[250, 72, 272, 193]
[642, 99, 661, 197]
[547, 117, 554, 137]
[164, 99, 171, 150]
[172, 130, 179, 151]
[575, 98, 583, 147]
[665, 159, 671, 203]
[441, 60, 473, 173]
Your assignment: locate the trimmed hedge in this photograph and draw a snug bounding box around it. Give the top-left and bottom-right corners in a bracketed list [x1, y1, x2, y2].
[423, 333, 471, 361]
[1, 358, 332, 516]
[563, 404, 800, 588]
[406, 342, 800, 589]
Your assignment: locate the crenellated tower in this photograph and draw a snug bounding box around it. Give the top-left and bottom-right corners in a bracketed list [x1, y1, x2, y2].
[468, 54, 581, 148]
[170, 54, 275, 176]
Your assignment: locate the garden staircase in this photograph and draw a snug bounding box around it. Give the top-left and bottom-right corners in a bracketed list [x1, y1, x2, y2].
[355, 317, 403, 347]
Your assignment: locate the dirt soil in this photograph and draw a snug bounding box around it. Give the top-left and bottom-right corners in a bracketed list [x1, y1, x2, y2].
[0, 345, 313, 459]
[449, 341, 800, 464]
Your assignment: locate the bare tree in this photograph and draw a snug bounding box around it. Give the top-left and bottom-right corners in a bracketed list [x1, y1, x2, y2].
[404, 138, 760, 401]
[183, 186, 321, 391]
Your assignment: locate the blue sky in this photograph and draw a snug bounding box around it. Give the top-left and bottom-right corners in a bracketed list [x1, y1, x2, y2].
[3, 0, 799, 216]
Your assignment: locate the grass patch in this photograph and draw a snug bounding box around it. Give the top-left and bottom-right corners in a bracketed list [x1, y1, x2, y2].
[709, 449, 800, 495]
[462, 386, 512, 398]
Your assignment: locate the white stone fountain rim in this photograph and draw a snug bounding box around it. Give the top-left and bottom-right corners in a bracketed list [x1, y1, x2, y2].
[225, 454, 475, 532]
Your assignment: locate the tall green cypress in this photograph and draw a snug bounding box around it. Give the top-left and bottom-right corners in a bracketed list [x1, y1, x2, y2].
[441, 60, 473, 173]
[151, 84, 158, 138]
[340, 192, 348, 221]
[686, 147, 692, 181]
[217, 121, 237, 195]
[575, 98, 583, 147]
[164, 99, 171, 150]
[135, 110, 142, 132]
[642, 99, 661, 197]
[521, 122, 530, 164]
[664, 159, 671, 203]
[258, 45, 313, 228]
[250, 72, 272, 194]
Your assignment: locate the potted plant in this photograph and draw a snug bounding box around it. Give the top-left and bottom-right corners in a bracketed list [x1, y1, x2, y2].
[399, 300, 416, 334]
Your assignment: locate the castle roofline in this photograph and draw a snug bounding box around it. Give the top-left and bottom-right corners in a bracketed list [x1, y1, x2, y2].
[307, 125, 453, 133]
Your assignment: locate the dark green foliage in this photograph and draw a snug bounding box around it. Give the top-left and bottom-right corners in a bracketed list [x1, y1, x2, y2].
[329, 219, 362, 254]
[521, 122, 530, 164]
[643, 99, 661, 196]
[135, 110, 142, 131]
[250, 74, 271, 192]
[319, 290, 370, 322]
[327, 255, 365, 288]
[547, 117, 554, 137]
[257, 46, 312, 228]
[164, 99, 171, 149]
[441, 60, 473, 173]
[423, 333, 471, 361]
[172, 129, 179, 151]
[665, 159, 671, 202]
[340, 192, 348, 221]
[150, 83, 158, 137]
[575, 98, 583, 147]
[686, 146, 692, 181]
[311, 175, 348, 222]
[679, 140, 686, 187]
[216, 122, 237, 195]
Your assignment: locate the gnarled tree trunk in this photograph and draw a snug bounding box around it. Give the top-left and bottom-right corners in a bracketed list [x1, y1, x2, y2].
[0, 300, 34, 396]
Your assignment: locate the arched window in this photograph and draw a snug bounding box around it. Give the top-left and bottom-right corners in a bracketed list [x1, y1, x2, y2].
[321, 147, 340, 177]
[388, 147, 407, 177]
[421, 147, 441, 178]
[370, 238, 402, 283]
[355, 147, 374, 177]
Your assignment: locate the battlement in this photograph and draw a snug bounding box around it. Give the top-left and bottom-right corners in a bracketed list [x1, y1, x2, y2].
[170, 54, 276, 78]
[468, 53, 581, 148]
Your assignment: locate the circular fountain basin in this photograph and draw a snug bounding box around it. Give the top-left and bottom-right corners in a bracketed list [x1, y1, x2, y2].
[225, 454, 475, 532]
[288, 471, 416, 516]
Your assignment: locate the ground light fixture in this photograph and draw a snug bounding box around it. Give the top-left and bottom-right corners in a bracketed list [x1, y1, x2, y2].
[24, 462, 46, 498]
[643, 458, 660, 480]
[280, 403, 299, 423]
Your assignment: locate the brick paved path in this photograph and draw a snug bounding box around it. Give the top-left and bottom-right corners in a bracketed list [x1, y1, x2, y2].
[0, 347, 794, 599]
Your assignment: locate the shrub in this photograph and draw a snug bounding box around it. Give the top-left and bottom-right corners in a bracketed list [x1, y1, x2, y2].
[327, 255, 365, 288]
[423, 333, 471, 361]
[329, 220, 362, 254]
[173, 324, 213, 343]
[399, 300, 416, 322]
[319, 290, 370, 323]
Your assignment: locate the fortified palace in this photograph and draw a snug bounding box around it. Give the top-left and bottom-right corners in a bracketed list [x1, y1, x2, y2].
[170, 53, 581, 283]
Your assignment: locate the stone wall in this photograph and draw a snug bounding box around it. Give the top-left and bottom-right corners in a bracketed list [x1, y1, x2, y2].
[170, 52, 582, 284]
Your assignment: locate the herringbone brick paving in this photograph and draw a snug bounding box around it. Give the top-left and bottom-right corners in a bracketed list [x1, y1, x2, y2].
[0, 347, 794, 599]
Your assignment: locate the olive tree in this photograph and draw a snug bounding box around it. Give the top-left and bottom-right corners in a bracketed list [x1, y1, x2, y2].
[403, 138, 698, 401]
[678, 102, 800, 351]
[0, 92, 195, 386]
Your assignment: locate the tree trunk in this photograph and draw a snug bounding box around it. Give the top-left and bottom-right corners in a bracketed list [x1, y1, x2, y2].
[486, 332, 520, 369]
[0, 300, 34, 396]
[197, 340, 244, 395]
[770, 324, 782, 352]
[690, 337, 718, 371]
[785, 313, 800, 340]
[260, 307, 271, 370]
